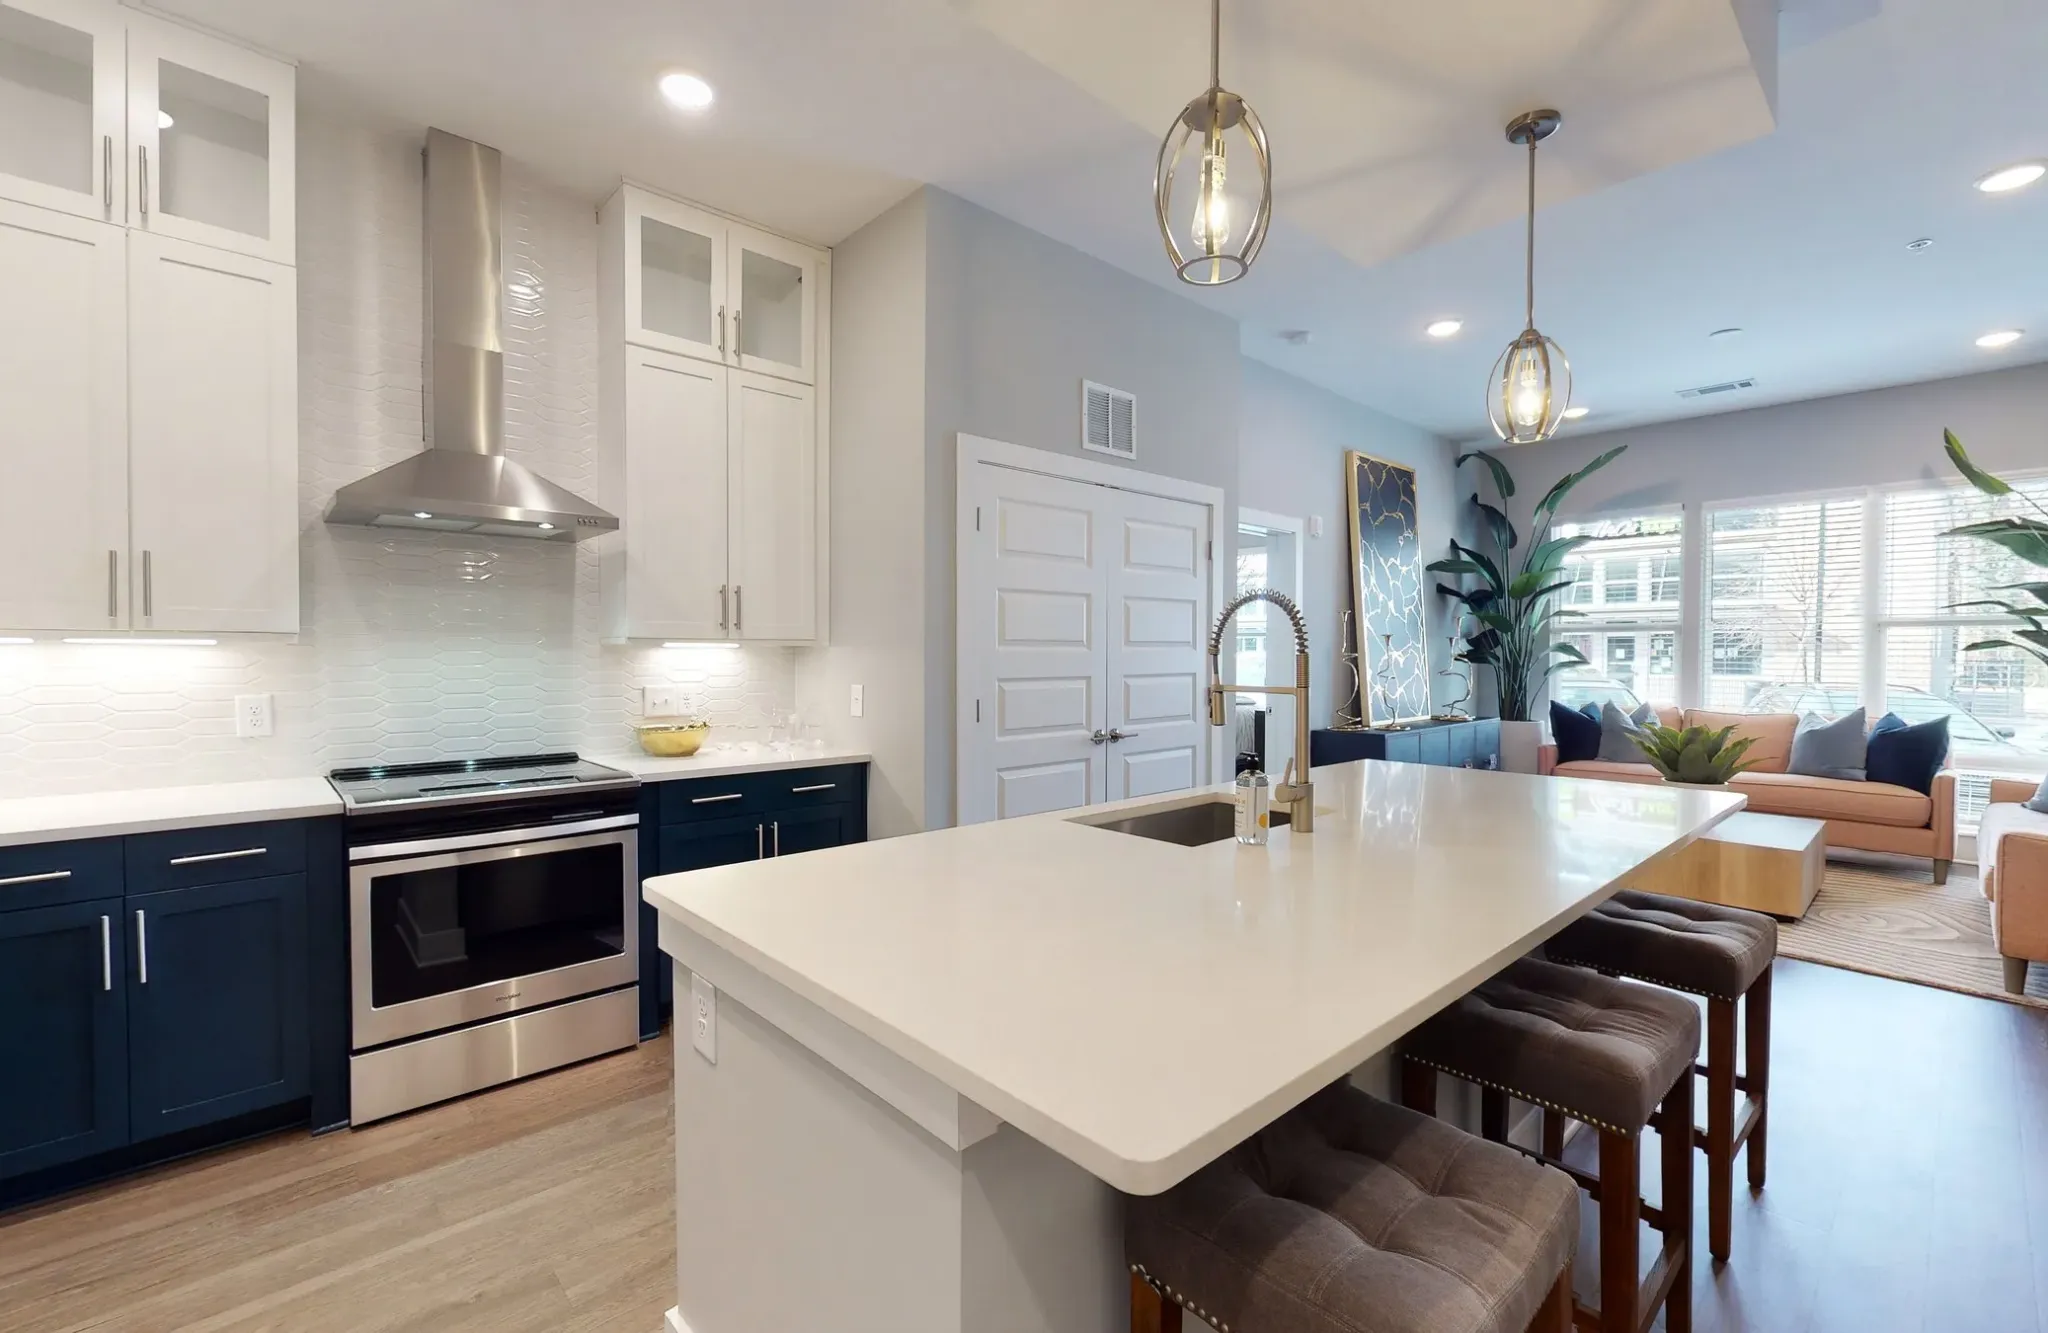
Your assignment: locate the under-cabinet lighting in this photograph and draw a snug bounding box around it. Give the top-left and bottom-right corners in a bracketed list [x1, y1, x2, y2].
[63, 637, 219, 647]
[0, 637, 33, 645]
[664, 642, 739, 650]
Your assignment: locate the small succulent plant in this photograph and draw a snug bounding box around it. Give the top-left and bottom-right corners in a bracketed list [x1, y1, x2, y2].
[1630, 723, 1760, 786]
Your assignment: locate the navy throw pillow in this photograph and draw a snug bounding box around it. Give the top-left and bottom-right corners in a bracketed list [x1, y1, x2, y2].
[1550, 699, 1602, 764]
[1864, 713, 1948, 795]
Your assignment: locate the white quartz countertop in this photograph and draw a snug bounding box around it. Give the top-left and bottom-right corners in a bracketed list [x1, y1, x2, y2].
[0, 778, 344, 848]
[594, 743, 871, 782]
[645, 761, 1744, 1195]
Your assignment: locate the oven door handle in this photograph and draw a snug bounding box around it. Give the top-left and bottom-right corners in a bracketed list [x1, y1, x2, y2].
[350, 813, 639, 862]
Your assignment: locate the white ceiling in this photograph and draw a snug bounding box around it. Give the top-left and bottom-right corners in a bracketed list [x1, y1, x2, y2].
[144, 0, 2048, 440]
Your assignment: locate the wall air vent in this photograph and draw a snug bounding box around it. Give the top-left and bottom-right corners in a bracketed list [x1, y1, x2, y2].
[1081, 380, 1137, 459]
[1677, 377, 1757, 400]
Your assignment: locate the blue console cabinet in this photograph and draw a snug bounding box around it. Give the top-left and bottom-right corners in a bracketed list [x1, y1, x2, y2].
[1309, 718, 1502, 772]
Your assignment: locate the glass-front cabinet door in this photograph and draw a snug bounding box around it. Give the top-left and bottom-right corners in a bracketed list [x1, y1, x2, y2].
[125, 10, 294, 265]
[732, 223, 818, 384]
[0, 0, 126, 222]
[623, 185, 728, 365]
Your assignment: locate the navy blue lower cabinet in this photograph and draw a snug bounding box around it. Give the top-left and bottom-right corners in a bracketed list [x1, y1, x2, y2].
[0, 898, 129, 1180]
[1309, 719, 1501, 772]
[126, 873, 309, 1140]
[767, 804, 861, 858]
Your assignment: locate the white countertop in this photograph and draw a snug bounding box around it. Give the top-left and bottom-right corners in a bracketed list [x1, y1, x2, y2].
[595, 743, 870, 782]
[645, 761, 1744, 1195]
[0, 778, 344, 848]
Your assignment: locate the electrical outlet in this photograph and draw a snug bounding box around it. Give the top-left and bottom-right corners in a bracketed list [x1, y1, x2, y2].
[1309, 515, 1324, 538]
[234, 694, 273, 738]
[850, 684, 864, 718]
[644, 686, 681, 717]
[690, 972, 717, 1064]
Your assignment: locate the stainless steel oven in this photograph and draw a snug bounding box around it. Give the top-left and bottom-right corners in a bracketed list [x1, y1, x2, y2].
[331, 754, 642, 1124]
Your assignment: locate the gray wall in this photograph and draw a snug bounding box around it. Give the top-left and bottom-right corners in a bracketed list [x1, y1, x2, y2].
[1238, 359, 1459, 725]
[1498, 360, 2048, 529]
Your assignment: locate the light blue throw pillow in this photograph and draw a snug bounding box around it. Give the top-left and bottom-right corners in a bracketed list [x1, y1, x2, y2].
[1788, 708, 1867, 781]
[2027, 773, 2048, 815]
[1596, 701, 1653, 763]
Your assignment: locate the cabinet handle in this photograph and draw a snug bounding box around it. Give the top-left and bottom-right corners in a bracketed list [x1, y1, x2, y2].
[734, 585, 743, 633]
[733, 308, 743, 360]
[107, 550, 119, 619]
[756, 823, 764, 859]
[717, 305, 727, 357]
[103, 135, 112, 212]
[690, 792, 743, 805]
[718, 583, 728, 633]
[135, 909, 148, 985]
[168, 846, 267, 866]
[0, 869, 72, 888]
[772, 820, 780, 856]
[789, 782, 836, 794]
[101, 915, 112, 992]
[142, 550, 153, 618]
[138, 145, 148, 222]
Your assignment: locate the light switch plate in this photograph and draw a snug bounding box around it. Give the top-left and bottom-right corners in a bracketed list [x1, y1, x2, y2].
[644, 685, 681, 718]
[850, 684, 864, 718]
[690, 972, 717, 1064]
[234, 694, 274, 738]
[1309, 515, 1324, 538]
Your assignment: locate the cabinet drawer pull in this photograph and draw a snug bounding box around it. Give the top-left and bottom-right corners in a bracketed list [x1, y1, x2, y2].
[136, 909, 148, 985]
[167, 846, 267, 866]
[101, 915, 112, 992]
[789, 783, 836, 794]
[690, 792, 743, 805]
[772, 820, 779, 856]
[0, 869, 72, 888]
[756, 823, 764, 859]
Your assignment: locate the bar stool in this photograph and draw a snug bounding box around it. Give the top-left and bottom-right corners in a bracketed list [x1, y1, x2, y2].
[1544, 889, 1777, 1265]
[1400, 956, 1699, 1333]
[1126, 1083, 1577, 1333]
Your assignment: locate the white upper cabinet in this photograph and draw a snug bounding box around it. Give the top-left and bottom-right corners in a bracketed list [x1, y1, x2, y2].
[617, 347, 731, 642]
[125, 10, 294, 265]
[0, 0, 124, 223]
[127, 230, 297, 633]
[0, 198, 126, 630]
[728, 370, 816, 642]
[606, 183, 821, 385]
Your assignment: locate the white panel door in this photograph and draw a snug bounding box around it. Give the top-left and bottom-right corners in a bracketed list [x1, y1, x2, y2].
[1105, 490, 1210, 802]
[959, 464, 1111, 824]
[623, 348, 728, 640]
[125, 11, 294, 266]
[728, 369, 816, 641]
[128, 231, 297, 632]
[622, 186, 728, 367]
[0, 0, 126, 222]
[0, 199, 125, 630]
[730, 221, 819, 385]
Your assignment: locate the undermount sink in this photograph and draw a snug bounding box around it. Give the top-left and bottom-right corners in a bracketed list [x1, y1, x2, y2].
[1073, 797, 1290, 847]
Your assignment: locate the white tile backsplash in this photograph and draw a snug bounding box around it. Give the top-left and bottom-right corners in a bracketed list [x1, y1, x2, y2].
[0, 110, 796, 799]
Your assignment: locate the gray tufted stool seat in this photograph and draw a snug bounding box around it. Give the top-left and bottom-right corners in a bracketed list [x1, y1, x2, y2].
[1546, 890, 1778, 1264]
[1401, 956, 1700, 1333]
[1125, 1082, 1577, 1333]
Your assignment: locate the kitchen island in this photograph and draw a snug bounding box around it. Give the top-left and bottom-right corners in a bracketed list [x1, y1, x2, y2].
[643, 760, 1743, 1333]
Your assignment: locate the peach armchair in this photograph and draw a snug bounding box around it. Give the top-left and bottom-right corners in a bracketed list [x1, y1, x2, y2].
[1980, 778, 2048, 995]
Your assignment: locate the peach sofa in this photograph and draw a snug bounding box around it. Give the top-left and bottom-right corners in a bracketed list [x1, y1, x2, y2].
[1539, 707, 1957, 883]
[1980, 778, 2048, 994]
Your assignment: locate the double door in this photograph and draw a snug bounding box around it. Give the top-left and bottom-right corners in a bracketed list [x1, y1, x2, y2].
[617, 347, 816, 642]
[960, 464, 1214, 822]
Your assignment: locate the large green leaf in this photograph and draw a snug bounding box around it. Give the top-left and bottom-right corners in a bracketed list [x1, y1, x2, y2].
[1455, 449, 1515, 500]
[1947, 599, 2046, 621]
[1943, 428, 2012, 496]
[1425, 558, 1486, 578]
[1548, 641, 1589, 664]
[1474, 497, 1519, 556]
[1474, 610, 1518, 637]
[1989, 582, 2048, 606]
[1531, 445, 1627, 527]
[1521, 533, 1593, 578]
[1948, 518, 2048, 567]
[1450, 541, 1506, 592]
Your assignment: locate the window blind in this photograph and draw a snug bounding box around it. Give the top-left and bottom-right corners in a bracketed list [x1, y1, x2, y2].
[1552, 513, 1683, 707]
[1882, 477, 2048, 619]
[1703, 499, 1864, 713]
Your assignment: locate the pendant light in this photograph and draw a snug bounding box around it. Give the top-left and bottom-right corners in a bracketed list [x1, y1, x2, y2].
[1489, 109, 1573, 443]
[1154, 0, 1272, 286]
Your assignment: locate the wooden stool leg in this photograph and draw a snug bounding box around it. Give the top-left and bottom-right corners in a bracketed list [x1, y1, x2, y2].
[1596, 1129, 1640, 1333]
[1660, 1067, 1695, 1333]
[1400, 1058, 1438, 1116]
[1745, 966, 1771, 1192]
[1131, 1272, 1182, 1333]
[1481, 1087, 1510, 1143]
[1706, 994, 1737, 1265]
[1541, 1109, 1566, 1161]
[1525, 1262, 1573, 1333]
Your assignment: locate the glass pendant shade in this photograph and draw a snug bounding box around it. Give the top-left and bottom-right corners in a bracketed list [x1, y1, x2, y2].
[1155, 0, 1271, 286]
[1489, 328, 1572, 444]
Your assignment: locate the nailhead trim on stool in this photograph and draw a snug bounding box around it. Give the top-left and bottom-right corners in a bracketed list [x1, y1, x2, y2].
[1132, 1264, 1230, 1332]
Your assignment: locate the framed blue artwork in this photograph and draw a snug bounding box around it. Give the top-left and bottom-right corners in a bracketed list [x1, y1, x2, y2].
[1345, 451, 1430, 724]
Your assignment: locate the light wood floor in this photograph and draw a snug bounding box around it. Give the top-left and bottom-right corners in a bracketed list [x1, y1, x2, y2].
[0, 1042, 675, 1333]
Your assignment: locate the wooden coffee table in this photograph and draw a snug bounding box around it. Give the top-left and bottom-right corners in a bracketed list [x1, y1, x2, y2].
[1621, 810, 1827, 919]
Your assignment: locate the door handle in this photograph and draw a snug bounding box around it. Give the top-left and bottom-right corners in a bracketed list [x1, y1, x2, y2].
[135, 909, 148, 985]
[103, 135, 112, 212]
[108, 550, 119, 619]
[772, 820, 780, 856]
[789, 782, 835, 794]
[756, 823, 764, 859]
[0, 869, 71, 887]
[138, 144, 149, 222]
[1108, 728, 1138, 742]
[101, 915, 112, 992]
[168, 846, 266, 866]
[690, 792, 742, 805]
[1089, 730, 1110, 745]
[143, 549, 153, 619]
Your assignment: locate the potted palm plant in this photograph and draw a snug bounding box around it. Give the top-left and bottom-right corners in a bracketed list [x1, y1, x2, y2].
[1426, 445, 1626, 771]
[1941, 430, 2048, 669]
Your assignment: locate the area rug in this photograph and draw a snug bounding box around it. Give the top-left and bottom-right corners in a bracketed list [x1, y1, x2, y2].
[1780, 863, 2048, 1007]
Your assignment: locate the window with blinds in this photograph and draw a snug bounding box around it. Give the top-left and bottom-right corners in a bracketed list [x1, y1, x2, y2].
[1552, 512, 1684, 708]
[1703, 498, 1864, 713]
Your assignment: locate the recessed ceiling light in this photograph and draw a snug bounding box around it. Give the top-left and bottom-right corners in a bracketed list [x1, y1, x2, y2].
[658, 72, 716, 113]
[1976, 329, 2024, 349]
[1709, 327, 1745, 341]
[1425, 319, 1463, 339]
[1975, 162, 2045, 194]
[1561, 406, 1590, 420]
[1906, 237, 1935, 252]
[157, 110, 174, 130]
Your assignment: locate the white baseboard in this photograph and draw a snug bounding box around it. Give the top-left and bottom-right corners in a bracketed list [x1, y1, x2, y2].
[665, 1307, 691, 1333]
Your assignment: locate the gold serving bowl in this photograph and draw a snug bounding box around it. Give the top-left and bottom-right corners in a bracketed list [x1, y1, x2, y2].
[634, 722, 710, 758]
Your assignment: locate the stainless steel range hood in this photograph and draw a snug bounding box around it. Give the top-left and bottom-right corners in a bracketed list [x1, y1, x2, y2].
[324, 129, 618, 542]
